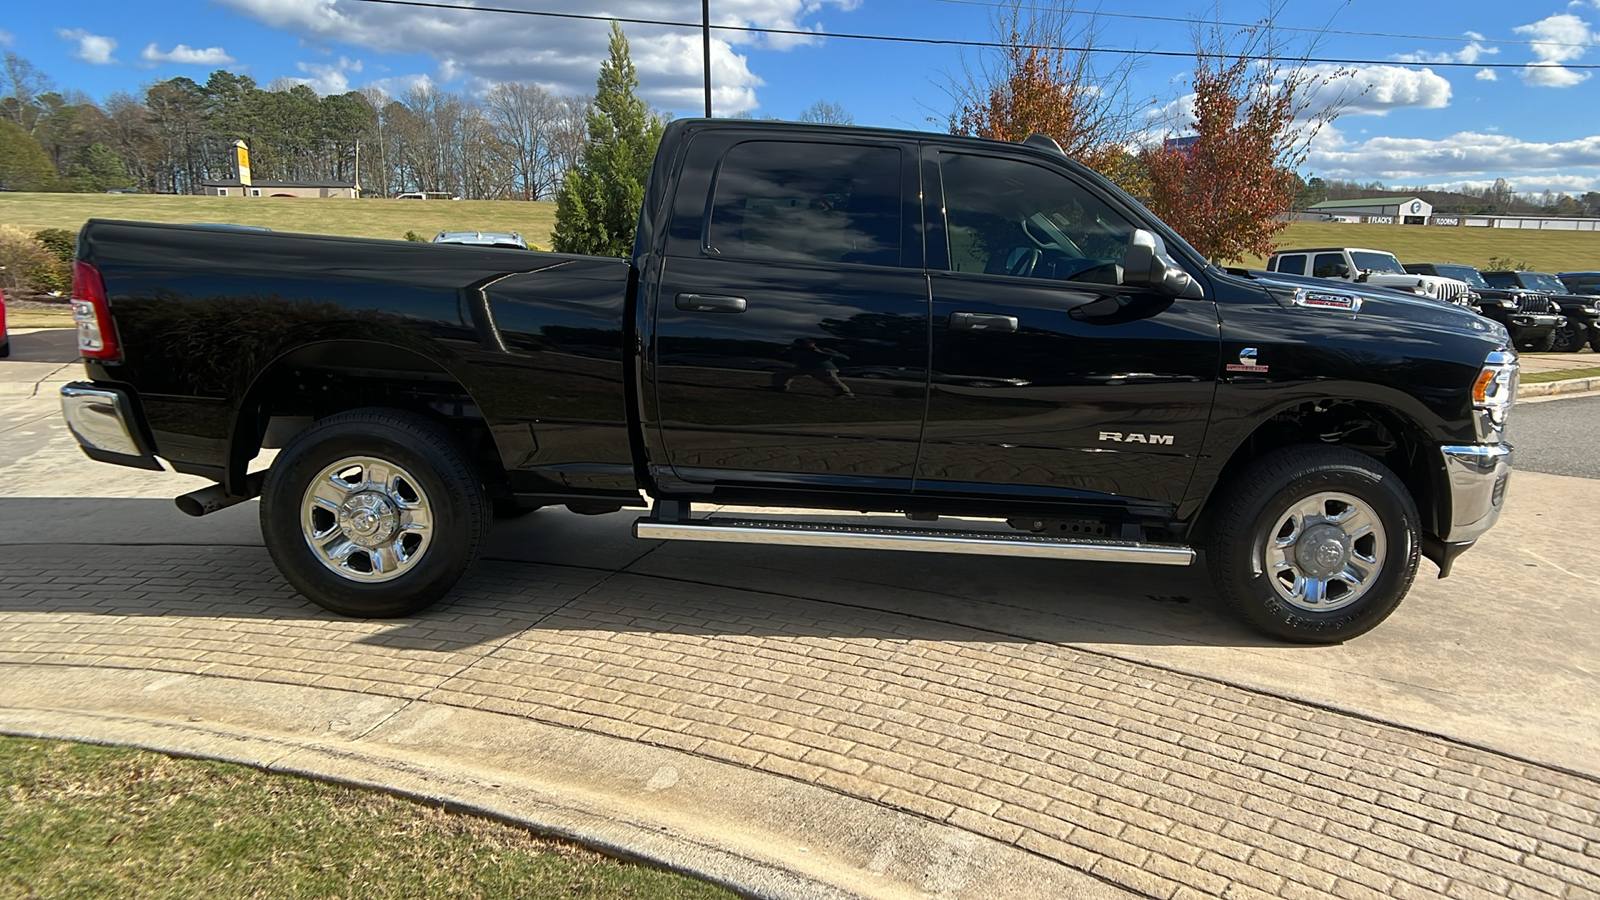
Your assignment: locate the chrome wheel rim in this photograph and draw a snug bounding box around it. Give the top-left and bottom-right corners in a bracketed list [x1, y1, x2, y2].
[301, 456, 433, 583]
[1261, 491, 1385, 613]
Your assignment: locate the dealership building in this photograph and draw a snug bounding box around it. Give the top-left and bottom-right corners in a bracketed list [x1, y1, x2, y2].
[1306, 196, 1434, 224]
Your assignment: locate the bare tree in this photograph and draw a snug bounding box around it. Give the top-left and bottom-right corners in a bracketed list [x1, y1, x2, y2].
[799, 100, 853, 125]
[2, 52, 56, 132]
[484, 82, 564, 200]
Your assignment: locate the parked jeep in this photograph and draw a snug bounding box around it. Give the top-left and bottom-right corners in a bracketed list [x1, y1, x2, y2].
[1483, 270, 1600, 353]
[1267, 247, 1475, 305]
[1406, 262, 1564, 353]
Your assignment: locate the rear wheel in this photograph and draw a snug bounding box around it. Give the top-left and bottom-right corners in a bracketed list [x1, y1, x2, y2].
[261, 408, 488, 617]
[1206, 446, 1420, 643]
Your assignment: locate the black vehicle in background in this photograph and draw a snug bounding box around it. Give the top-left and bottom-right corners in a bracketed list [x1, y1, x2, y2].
[1559, 272, 1600, 299]
[1483, 270, 1600, 352]
[59, 120, 1518, 644]
[1405, 262, 1565, 352]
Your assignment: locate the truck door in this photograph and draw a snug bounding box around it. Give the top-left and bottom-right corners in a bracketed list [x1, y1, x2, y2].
[645, 133, 928, 493]
[916, 148, 1220, 510]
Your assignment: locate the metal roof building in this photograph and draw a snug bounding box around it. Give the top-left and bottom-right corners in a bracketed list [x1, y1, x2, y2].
[1306, 196, 1433, 224]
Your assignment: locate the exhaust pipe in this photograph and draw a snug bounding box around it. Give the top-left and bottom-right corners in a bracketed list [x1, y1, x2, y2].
[175, 472, 264, 517]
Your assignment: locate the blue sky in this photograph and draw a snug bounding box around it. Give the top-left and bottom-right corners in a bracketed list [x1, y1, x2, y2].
[6, 0, 1600, 194]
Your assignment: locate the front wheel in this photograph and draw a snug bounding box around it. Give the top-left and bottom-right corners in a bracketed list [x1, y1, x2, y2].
[1590, 331, 1600, 353]
[1516, 330, 1556, 353]
[1205, 446, 1420, 643]
[260, 408, 488, 618]
[1551, 322, 1587, 353]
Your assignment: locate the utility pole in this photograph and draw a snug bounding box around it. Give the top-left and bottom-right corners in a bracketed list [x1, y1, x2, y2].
[702, 0, 712, 117]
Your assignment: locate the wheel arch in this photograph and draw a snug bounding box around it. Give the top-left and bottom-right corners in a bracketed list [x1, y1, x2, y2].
[227, 339, 505, 496]
[1189, 397, 1447, 544]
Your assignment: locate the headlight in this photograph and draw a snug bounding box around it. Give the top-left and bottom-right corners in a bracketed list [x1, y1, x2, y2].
[1473, 349, 1518, 428]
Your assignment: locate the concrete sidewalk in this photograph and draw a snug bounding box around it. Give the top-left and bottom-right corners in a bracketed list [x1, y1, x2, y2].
[3, 329, 1598, 899]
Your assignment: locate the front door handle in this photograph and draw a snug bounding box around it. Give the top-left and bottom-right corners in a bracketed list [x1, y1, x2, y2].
[950, 311, 1019, 332]
[676, 293, 747, 314]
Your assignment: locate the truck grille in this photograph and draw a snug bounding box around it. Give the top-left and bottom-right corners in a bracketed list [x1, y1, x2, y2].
[1513, 293, 1558, 313]
[1436, 281, 1471, 306]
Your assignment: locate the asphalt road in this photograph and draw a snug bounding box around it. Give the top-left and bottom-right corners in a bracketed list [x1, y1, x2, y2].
[1510, 393, 1600, 480]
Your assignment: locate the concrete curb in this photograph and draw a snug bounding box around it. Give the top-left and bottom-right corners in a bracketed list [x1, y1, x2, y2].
[0, 665, 1131, 900]
[1518, 374, 1600, 398]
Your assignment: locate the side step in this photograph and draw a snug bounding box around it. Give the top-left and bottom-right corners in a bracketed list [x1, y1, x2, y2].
[634, 516, 1195, 566]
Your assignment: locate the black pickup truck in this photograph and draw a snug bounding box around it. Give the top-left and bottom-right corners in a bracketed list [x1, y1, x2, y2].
[60, 120, 1517, 643]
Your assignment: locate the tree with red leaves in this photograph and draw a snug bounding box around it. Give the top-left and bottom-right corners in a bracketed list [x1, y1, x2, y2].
[947, 1, 1147, 194]
[1139, 17, 1348, 263]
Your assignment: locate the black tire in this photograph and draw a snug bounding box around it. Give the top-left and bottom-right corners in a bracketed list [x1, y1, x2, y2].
[491, 499, 541, 519]
[1551, 322, 1586, 353]
[1205, 445, 1420, 644]
[1590, 331, 1600, 353]
[260, 408, 488, 618]
[1516, 330, 1556, 353]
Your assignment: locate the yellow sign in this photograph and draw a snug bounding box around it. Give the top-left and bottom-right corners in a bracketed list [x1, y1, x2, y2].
[234, 139, 252, 188]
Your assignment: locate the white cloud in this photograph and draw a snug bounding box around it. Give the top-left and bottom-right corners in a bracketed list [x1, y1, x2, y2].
[215, 0, 857, 114]
[142, 43, 236, 65]
[1307, 127, 1600, 184]
[1513, 13, 1596, 87]
[58, 29, 118, 65]
[0, 30, 14, 47]
[1391, 35, 1498, 65]
[285, 56, 363, 94]
[1476, 68, 1498, 81]
[1302, 65, 1453, 115]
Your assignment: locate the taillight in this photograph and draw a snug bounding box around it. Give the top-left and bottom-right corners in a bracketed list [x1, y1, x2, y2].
[71, 260, 120, 361]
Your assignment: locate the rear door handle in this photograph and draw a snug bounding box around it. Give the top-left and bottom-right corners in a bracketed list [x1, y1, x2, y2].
[676, 293, 747, 314]
[950, 311, 1019, 332]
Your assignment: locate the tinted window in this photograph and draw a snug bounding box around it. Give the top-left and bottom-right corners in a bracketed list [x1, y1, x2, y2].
[1313, 253, 1347, 278]
[939, 152, 1134, 285]
[1483, 272, 1517, 289]
[1276, 255, 1306, 275]
[1350, 251, 1405, 274]
[707, 141, 902, 267]
[1562, 275, 1600, 295]
[1522, 272, 1569, 293]
[1434, 265, 1490, 288]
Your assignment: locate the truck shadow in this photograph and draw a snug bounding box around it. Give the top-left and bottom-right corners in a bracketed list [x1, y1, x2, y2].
[0, 498, 1281, 651]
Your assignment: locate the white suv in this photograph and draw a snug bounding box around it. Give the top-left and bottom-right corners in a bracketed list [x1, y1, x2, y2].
[1266, 247, 1473, 306]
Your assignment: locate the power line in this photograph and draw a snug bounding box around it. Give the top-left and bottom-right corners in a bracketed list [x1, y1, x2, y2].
[930, 0, 1600, 49]
[338, 0, 1600, 70]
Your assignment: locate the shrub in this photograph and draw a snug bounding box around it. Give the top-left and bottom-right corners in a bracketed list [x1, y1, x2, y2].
[403, 230, 427, 242]
[33, 228, 78, 267]
[0, 225, 70, 296]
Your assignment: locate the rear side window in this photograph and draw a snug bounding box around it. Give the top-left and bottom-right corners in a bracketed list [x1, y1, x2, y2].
[1275, 255, 1306, 275]
[706, 141, 902, 267]
[1312, 253, 1346, 278]
[1484, 272, 1517, 289]
[1563, 275, 1600, 295]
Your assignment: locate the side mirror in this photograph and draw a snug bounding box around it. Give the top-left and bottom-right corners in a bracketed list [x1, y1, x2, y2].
[1124, 229, 1201, 298]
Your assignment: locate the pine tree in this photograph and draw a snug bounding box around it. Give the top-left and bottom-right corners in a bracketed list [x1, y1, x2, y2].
[552, 22, 663, 258]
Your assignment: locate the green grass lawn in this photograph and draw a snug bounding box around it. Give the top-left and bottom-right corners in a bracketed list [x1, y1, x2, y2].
[1522, 365, 1600, 384]
[0, 192, 558, 249]
[0, 736, 735, 899]
[1237, 222, 1600, 272]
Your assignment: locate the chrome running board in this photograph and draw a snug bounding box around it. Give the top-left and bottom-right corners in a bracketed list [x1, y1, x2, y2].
[634, 516, 1195, 565]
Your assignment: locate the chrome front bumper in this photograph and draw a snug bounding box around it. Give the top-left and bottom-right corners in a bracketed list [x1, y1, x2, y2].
[1439, 443, 1512, 543]
[60, 382, 161, 470]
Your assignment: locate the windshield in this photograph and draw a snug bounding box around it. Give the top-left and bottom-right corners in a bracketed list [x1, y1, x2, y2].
[1434, 265, 1490, 288]
[1521, 272, 1570, 293]
[1350, 251, 1407, 274]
